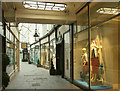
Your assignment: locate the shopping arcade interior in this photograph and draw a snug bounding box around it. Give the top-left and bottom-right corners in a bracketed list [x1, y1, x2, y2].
[1, 1, 120, 90]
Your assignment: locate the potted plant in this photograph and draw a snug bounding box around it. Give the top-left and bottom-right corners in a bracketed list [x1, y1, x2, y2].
[2, 54, 10, 90]
[37, 59, 41, 67]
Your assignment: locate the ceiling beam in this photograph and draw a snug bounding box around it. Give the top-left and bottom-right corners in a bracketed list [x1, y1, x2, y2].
[4, 9, 76, 24]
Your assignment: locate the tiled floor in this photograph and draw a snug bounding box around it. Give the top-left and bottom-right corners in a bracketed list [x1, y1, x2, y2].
[6, 62, 80, 90]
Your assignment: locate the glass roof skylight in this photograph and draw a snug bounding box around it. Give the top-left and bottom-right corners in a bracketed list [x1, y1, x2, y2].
[97, 8, 120, 15]
[23, 1, 67, 11]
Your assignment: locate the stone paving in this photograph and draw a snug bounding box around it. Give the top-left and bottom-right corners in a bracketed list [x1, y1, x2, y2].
[6, 62, 81, 90]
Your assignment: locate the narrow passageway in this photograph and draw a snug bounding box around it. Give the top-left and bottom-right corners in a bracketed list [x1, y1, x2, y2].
[6, 62, 80, 89]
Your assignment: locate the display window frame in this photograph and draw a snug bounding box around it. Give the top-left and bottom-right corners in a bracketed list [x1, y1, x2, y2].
[34, 44, 40, 64]
[40, 41, 50, 68]
[5, 24, 20, 75]
[73, 2, 120, 90]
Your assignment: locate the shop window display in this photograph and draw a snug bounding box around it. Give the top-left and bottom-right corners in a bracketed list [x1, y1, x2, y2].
[50, 39, 56, 69]
[74, 2, 119, 90]
[90, 16, 119, 89]
[6, 28, 14, 74]
[74, 5, 89, 87]
[30, 48, 34, 63]
[41, 43, 49, 68]
[73, 29, 89, 85]
[89, 2, 119, 90]
[44, 43, 49, 67]
[6, 40, 14, 74]
[90, 34, 105, 86]
[41, 45, 44, 65]
[34, 45, 40, 64]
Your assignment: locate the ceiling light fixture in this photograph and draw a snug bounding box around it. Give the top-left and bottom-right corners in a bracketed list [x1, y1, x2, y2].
[33, 24, 39, 41]
[23, 1, 67, 11]
[97, 8, 120, 15]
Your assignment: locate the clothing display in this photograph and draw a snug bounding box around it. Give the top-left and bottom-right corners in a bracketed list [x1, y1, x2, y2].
[90, 33, 104, 85]
[79, 33, 105, 85]
[91, 57, 99, 74]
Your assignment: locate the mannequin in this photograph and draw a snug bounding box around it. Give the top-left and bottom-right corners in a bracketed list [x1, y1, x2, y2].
[91, 36, 104, 83]
[80, 48, 89, 81]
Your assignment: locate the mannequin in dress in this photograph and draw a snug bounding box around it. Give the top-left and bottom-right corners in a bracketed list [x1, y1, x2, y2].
[80, 48, 88, 81]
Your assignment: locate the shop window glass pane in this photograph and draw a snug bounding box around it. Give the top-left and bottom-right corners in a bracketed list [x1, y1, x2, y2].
[90, 2, 119, 26]
[30, 48, 34, 63]
[41, 43, 49, 68]
[41, 45, 44, 66]
[77, 6, 88, 32]
[74, 5, 89, 87]
[90, 16, 119, 90]
[73, 29, 89, 87]
[6, 40, 14, 74]
[44, 43, 49, 68]
[34, 45, 40, 64]
[64, 32, 70, 79]
[50, 39, 56, 69]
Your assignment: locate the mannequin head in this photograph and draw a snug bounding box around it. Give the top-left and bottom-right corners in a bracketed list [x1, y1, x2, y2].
[82, 48, 86, 53]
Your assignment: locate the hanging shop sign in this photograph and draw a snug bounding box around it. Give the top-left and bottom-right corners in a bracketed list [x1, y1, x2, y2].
[21, 43, 27, 49]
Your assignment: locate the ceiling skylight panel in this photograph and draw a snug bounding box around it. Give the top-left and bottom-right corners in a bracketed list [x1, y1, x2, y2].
[23, 1, 67, 11]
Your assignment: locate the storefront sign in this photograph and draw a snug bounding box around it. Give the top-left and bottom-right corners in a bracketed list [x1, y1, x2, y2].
[21, 43, 27, 49]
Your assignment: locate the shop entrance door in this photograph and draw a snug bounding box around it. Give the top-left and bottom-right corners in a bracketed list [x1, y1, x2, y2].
[56, 40, 64, 77]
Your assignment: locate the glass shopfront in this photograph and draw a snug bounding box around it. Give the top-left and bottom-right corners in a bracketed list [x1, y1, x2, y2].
[50, 39, 56, 69]
[6, 27, 14, 74]
[6, 40, 14, 74]
[90, 17, 119, 89]
[73, 2, 119, 90]
[50, 32, 56, 69]
[34, 43, 40, 64]
[44, 43, 49, 67]
[41, 43, 49, 68]
[30, 47, 34, 63]
[41, 44, 45, 66]
[15, 38, 17, 69]
[40, 37, 50, 68]
[74, 5, 89, 87]
[4, 22, 20, 75]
